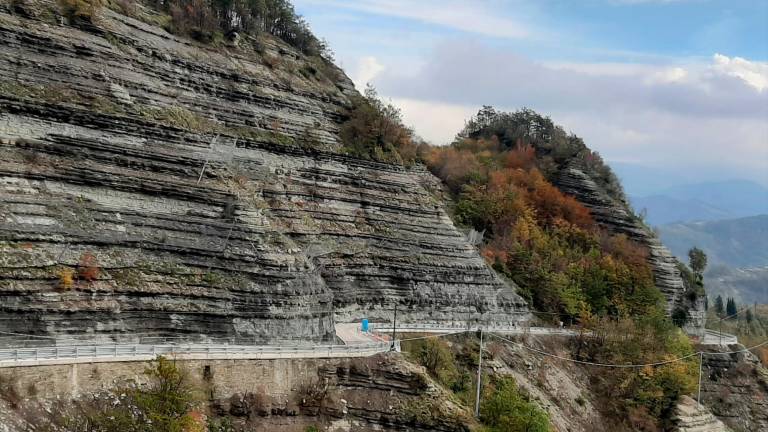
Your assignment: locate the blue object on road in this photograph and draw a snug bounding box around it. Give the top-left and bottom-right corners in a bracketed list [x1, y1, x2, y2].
[361, 319, 369, 332]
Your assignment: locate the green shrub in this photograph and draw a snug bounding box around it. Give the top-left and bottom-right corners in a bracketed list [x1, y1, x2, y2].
[145, 0, 332, 58]
[340, 85, 418, 166]
[139, 105, 220, 133]
[36, 356, 200, 432]
[404, 337, 459, 388]
[480, 376, 551, 432]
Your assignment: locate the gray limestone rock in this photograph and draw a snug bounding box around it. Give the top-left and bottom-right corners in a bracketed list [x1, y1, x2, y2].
[0, 4, 528, 343]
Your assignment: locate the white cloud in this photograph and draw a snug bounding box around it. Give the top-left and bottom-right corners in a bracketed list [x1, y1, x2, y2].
[367, 43, 768, 185]
[609, 0, 695, 4]
[711, 53, 768, 92]
[646, 66, 689, 84]
[390, 97, 478, 144]
[351, 56, 385, 90]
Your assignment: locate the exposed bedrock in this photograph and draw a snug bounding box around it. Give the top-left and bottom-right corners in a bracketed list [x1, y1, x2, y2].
[0, 5, 527, 343]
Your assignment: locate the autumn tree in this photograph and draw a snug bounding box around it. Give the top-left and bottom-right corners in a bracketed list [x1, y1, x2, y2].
[78, 251, 99, 282]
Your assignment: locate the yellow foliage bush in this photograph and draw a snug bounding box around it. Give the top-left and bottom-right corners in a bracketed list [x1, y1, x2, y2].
[58, 0, 103, 22]
[58, 267, 75, 289]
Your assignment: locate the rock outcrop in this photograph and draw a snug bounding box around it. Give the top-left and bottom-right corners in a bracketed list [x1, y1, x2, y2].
[0, 2, 527, 343]
[554, 164, 705, 335]
[699, 345, 768, 431]
[674, 396, 732, 432]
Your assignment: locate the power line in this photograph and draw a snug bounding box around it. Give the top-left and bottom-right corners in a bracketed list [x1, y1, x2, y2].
[488, 332, 768, 368]
[488, 333, 701, 368]
[397, 330, 471, 342]
[703, 339, 768, 355]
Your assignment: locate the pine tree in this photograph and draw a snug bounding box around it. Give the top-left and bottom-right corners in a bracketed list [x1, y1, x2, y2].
[714, 295, 724, 317]
[725, 297, 737, 319]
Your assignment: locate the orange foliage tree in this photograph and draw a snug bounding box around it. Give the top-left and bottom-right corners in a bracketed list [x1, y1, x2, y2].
[78, 251, 100, 282]
[427, 136, 660, 320]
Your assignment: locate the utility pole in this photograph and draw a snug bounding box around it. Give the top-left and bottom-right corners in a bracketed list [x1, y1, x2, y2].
[390, 304, 398, 351]
[719, 318, 722, 346]
[697, 352, 703, 407]
[474, 327, 484, 418]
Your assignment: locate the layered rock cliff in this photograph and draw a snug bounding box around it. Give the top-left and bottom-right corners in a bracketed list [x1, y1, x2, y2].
[0, 1, 527, 342]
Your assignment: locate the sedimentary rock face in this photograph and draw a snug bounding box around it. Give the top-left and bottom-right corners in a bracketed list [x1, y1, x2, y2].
[0, 3, 527, 343]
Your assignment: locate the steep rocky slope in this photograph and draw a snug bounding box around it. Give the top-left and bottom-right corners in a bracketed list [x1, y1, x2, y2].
[699, 346, 768, 431]
[554, 164, 705, 335]
[0, 1, 527, 342]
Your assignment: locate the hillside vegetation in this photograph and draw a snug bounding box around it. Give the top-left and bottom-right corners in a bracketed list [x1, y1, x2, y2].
[321, 100, 702, 429]
[426, 107, 661, 320]
[414, 107, 700, 431]
[0, 0, 715, 430]
[65, 0, 332, 58]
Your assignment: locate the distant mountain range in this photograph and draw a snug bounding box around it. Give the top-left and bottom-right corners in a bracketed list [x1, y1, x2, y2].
[703, 265, 768, 305]
[629, 180, 768, 225]
[656, 215, 768, 304]
[656, 215, 768, 268]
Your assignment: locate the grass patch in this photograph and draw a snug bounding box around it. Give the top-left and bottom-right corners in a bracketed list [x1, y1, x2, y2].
[137, 105, 221, 133]
[58, 0, 103, 24]
[0, 81, 81, 104]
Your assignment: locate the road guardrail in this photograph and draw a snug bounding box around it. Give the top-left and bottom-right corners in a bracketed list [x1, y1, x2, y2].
[0, 341, 399, 368]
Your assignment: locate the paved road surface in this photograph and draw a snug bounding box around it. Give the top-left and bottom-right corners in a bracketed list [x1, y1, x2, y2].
[0, 323, 735, 368]
[335, 323, 391, 344]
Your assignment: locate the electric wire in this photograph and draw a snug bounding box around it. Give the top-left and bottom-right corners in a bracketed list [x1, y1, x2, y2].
[488, 332, 702, 368]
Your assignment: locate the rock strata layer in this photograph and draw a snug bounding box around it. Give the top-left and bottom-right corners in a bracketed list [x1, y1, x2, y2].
[0, 3, 527, 342]
[674, 396, 732, 432]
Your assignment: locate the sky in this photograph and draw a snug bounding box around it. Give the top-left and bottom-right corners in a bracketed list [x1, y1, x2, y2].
[292, 0, 768, 193]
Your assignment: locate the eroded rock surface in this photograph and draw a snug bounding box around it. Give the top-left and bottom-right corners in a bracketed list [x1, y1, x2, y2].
[0, 2, 527, 342]
[674, 396, 732, 432]
[699, 346, 768, 432]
